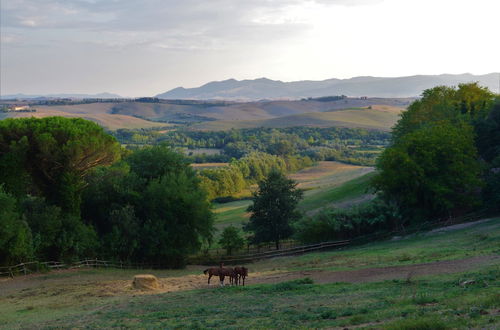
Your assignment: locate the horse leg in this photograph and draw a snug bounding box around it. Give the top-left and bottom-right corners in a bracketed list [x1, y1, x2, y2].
[220, 275, 225, 287]
[208, 274, 211, 285]
[243, 275, 245, 286]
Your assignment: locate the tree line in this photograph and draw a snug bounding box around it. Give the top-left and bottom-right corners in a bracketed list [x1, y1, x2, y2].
[197, 152, 313, 200]
[0, 117, 213, 267]
[112, 126, 391, 166]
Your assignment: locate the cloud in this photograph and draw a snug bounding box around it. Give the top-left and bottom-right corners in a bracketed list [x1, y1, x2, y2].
[1, 0, 321, 52]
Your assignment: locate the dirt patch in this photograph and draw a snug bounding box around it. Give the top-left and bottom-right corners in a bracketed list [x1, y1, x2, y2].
[427, 218, 496, 235]
[2, 255, 497, 300]
[82, 255, 500, 296]
[249, 255, 500, 285]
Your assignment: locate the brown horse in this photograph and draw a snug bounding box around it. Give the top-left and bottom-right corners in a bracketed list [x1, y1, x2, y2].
[234, 266, 248, 286]
[203, 267, 236, 286]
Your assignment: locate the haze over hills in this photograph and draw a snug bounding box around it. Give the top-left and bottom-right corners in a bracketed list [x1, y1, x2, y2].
[156, 73, 500, 100]
[0, 92, 122, 100]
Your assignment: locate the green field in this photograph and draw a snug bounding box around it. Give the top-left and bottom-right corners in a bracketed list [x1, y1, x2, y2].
[1, 218, 498, 329]
[212, 162, 374, 237]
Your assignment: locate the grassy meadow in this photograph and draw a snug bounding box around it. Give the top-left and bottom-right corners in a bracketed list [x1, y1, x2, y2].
[1, 217, 498, 329]
[212, 161, 374, 238]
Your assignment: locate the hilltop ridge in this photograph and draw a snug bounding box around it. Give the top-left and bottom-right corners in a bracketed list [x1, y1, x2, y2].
[156, 73, 499, 100]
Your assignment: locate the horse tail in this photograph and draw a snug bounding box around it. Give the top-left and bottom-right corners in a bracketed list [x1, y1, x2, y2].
[203, 269, 209, 275]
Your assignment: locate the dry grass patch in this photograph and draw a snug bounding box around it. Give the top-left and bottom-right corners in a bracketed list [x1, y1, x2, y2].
[190, 163, 228, 169]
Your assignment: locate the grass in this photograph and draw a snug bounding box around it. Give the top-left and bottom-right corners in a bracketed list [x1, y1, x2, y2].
[211, 162, 373, 240]
[250, 218, 500, 273]
[299, 170, 375, 213]
[3, 269, 498, 328]
[0, 218, 498, 328]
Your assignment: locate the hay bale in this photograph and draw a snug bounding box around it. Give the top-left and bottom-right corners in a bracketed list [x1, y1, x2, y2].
[132, 274, 160, 290]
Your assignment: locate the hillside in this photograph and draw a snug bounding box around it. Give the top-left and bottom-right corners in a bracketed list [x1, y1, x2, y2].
[3, 104, 169, 130]
[156, 73, 500, 100]
[3, 97, 407, 131]
[191, 105, 402, 131]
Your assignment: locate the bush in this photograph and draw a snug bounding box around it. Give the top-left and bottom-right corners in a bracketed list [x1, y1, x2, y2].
[293, 199, 399, 244]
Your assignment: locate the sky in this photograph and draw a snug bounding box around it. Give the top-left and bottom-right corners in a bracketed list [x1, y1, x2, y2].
[1, 0, 499, 97]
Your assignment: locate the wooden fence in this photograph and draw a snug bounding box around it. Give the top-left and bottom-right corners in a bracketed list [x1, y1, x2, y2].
[1, 210, 493, 278]
[0, 239, 351, 278]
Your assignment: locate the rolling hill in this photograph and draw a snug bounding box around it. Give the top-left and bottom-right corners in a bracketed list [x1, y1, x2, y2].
[1, 98, 407, 131]
[191, 105, 403, 131]
[3, 104, 169, 130]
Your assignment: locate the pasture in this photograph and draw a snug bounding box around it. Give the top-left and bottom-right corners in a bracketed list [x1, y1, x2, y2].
[1, 218, 498, 328]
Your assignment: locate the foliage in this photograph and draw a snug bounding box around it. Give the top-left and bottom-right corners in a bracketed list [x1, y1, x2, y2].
[82, 145, 214, 267]
[294, 198, 400, 244]
[0, 117, 121, 213]
[218, 226, 245, 255]
[373, 121, 482, 221]
[373, 84, 496, 222]
[21, 196, 98, 262]
[245, 171, 303, 249]
[0, 117, 214, 267]
[475, 98, 500, 211]
[392, 83, 494, 140]
[112, 126, 390, 166]
[0, 186, 32, 265]
[198, 152, 312, 200]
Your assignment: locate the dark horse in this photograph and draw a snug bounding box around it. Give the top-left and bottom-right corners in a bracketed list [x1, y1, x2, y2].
[203, 267, 236, 286]
[234, 266, 248, 286]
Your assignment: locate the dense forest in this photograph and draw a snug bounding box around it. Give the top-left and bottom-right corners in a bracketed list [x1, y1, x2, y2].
[112, 126, 391, 166]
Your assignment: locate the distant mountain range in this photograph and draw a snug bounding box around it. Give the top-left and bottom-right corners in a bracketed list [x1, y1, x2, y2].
[0, 92, 122, 100]
[156, 73, 500, 100]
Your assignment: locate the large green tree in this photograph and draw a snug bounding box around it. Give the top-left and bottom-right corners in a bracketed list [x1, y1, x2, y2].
[82, 145, 214, 267]
[0, 117, 121, 213]
[373, 121, 482, 221]
[393, 83, 494, 140]
[373, 83, 497, 222]
[245, 170, 303, 249]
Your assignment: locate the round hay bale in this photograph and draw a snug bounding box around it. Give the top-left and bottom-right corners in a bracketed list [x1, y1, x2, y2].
[132, 274, 160, 290]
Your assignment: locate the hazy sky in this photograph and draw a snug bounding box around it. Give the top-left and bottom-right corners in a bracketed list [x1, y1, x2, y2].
[1, 0, 499, 97]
